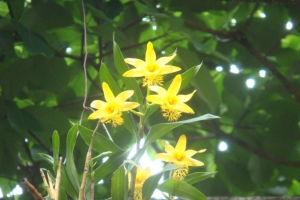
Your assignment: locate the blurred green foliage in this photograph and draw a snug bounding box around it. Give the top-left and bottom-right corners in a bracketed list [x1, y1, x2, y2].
[0, 0, 300, 199]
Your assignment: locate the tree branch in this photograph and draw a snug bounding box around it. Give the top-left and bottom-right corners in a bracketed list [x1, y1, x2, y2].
[213, 122, 300, 168]
[239, 37, 300, 105]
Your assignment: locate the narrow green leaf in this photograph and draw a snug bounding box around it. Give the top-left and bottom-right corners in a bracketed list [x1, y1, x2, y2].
[60, 165, 79, 199]
[165, 64, 202, 90]
[184, 172, 217, 185]
[142, 164, 179, 199]
[158, 178, 206, 200]
[39, 153, 54, 165]
[113, 38, 144, 105]
[145, 114, 219, 146]
[93, 150, 129, 184]
[111, 166, 128, 200]
[52, 130, 60, 171]
[65, 124, 80, 194]
[78, 125, 122, 153]
[143, 104, 159, 123]
[99, 63, 137, 135]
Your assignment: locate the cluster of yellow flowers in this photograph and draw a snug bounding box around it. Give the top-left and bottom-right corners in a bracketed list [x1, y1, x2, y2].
[88, 42, 205, 199]
[88, 41, 196, 124]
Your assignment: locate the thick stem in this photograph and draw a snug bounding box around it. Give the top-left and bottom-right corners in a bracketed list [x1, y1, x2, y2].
[78, 121, 101, 200]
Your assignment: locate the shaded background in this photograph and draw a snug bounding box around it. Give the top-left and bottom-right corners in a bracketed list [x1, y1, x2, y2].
[0, 0, 300, 199]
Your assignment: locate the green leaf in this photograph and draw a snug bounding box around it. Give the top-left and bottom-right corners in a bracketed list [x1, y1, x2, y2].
[25, 106, 70, 146]
[11, 19, 54, 58]
[0, 57, 30, 99]
[113, 38, 144, 105]
[184, 172, 217, 185]
[145, 114, 219, 146]
[60, 165, 79, 199]
[164, 64, 202, 90]
[78, 124, 122, 153]
[99, 63, 137, 135]
[65, 124, 80, 194]
[191, 65, 220, 113]
[39, 153, 54, 165]
[20, 2, 73, 32]
[143, 104, 159, 123]
[142, 164, 179, 199]
[6, 100, 26, 132]
[93, 150, 129, 185]
[158, 178, 207, 200]
[52, 130, 60, 171]
[111, 166, 128, 200]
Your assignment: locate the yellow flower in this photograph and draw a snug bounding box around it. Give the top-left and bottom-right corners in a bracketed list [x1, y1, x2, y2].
[156, 134, 206, 167]
[88, 82, 140, 127]
[128, 166, 151, 200]
[123, 41, 181, 87]
[146, 74, 196, 121]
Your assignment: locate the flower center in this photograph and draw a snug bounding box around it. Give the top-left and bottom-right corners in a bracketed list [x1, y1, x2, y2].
[175, 152, 183, 161]
[146, 63, 159, 72]
[104, 103, 117, 114]
[167, 96, 178, 106]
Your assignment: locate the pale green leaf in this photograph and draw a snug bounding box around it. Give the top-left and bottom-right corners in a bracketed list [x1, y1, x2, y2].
[158, 178, 206, 200]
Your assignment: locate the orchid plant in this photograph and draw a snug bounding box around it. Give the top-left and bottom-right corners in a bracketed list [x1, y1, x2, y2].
[38, 39, 219, 200]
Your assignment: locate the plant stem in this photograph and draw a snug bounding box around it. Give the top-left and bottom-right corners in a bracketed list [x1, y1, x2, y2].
[78, 120, 101, 200]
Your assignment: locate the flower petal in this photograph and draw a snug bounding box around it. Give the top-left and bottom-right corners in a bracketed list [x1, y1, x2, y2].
[175, 102, 195, 114]
[123, 69, 145, 77]
[88, 110, 104, 120]
[156, 54, 176, 65]
[177, 90, 196, 103]
[124, 58, 146, 68]
[116, 90, 134, 103]
[146, 42, 156, 63]
[183, 157, 204, 166]
[148, 86, 167, 95]
[146, 95, 165, 105]
[168, 75, 181, 96]
[184, 149, 198, 157]
[162, 141, 175, 154]
[175, 134, 186, 153]
[119, 102, 140, 111]
[102, 82, 115, 103]
[90, 100, 107, 110]
[160, 66, 181, 75]
[156, 153, 178, 163]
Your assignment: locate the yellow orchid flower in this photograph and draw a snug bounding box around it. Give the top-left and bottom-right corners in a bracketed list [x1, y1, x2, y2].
[88, 82, 140, 127]
[128, 166, 151, 200]
[156, 134, 206, 180]
[123, 41, 181, 87]
[146, 74, 196, 121]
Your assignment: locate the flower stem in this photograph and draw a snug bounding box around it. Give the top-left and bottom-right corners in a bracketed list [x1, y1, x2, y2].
[79, 120, 101, 200]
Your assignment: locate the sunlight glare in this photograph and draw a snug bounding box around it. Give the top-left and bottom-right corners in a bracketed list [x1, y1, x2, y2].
[231, 18, 237, 26]
[0, 188, 3, 198]
[216, 66, 223, 72]
[259, 69, 266, 78]
[259, 12, 266, 18]
[230, 64, 240, 74]
[7, 185, 23, 197]
[286, 21, 293, 30]
[66, 47, 72, 53]
[246, 78, 256, 89]
[152, 25, 157, 30]
[218, 141, 228, 151]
